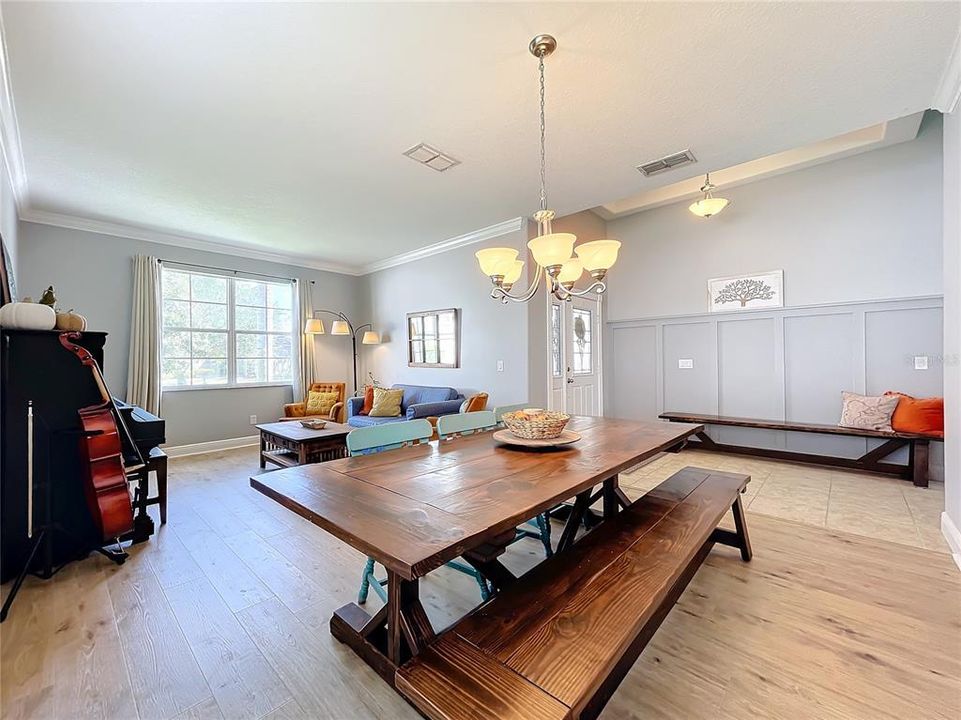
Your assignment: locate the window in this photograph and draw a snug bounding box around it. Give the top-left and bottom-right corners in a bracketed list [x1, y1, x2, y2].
[408, 308, 459, 368]
[550, 303, 562, 377]
[571, 307, 593, 375]
[161, 266, 294, 389]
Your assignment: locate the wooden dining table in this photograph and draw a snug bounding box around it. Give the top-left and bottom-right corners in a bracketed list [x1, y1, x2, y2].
[249, 415, 702, 685]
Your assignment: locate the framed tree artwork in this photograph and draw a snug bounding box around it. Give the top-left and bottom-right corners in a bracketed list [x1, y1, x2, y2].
[708, 270, 783, 313]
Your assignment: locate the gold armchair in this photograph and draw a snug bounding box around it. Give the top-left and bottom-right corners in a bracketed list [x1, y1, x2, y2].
[281, 382, 347, 424]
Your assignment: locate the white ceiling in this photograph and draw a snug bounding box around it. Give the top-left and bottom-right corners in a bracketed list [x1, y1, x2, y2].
[2, 2, 959, 273]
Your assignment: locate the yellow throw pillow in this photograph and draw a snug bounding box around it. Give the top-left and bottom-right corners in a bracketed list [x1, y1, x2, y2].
[369, 387, 404, 417]
[306, 391, 338, 416]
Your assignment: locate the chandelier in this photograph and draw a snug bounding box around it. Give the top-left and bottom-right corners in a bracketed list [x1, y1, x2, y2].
[689, 173, 729, 218]
[475, 35, 621, 304]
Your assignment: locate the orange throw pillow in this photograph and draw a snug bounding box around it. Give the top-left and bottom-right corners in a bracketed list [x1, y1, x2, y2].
[884, 392, 944, 437]
[358, 385, 375, 416]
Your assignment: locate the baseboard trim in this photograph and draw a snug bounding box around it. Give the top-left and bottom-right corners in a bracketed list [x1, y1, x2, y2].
[164, 435, 259, 458]
[941, 512, 961, 572]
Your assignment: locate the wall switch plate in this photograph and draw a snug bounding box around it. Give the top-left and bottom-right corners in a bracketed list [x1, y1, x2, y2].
[250, 415, 258, 424]
[914, 356, 928, 370]
[678, 358, 694, 369]
[497, 360, 504, 372]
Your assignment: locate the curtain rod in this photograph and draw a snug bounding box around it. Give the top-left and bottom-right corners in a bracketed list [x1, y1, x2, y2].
[158, 258, 295, 283]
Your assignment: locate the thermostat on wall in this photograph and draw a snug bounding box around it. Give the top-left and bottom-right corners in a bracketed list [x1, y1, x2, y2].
[678, 358, 694, 369]
[914, 356, 928, 370]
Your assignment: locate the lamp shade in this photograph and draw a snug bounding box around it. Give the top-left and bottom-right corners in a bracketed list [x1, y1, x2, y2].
[330, 320, 350, 335]
[361, 331, 380, 345]
[502, 259, 525, 285]
[304, 318, 325, 334]
[575, 239, 621, 271]
[527, 232, 576, 268]
[557, 257, 583, 284]
[689, 197, 729, 218]
[475, 247, 519, 276]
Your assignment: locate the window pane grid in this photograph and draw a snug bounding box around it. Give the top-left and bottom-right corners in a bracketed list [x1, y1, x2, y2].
[161, 268, 293, 388]
[408, 309, 458, 367]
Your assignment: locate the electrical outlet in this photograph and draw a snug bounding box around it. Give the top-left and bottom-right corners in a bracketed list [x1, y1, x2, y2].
[497, 360, 505, 372]
[249, 414, 258, 425]
[914, 356, 928, 370]
[678, 358, 694, 369]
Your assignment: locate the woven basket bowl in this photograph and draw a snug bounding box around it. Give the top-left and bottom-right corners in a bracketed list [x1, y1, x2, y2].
[502, 410, 571, 440]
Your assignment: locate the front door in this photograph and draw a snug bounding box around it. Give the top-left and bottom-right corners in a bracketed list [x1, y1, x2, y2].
[548, 295, 603, 415]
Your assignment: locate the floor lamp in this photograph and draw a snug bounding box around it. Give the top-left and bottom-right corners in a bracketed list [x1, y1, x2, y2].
[304, 310, 380, 396]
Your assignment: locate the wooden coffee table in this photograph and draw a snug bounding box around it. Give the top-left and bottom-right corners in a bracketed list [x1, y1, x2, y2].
[257, 421, 351, 469]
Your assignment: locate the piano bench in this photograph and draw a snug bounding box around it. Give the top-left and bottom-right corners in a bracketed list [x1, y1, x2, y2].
[128, 447, 168, 525]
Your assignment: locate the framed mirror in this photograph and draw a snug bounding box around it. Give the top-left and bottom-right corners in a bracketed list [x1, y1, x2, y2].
[408, 308, 460, 368]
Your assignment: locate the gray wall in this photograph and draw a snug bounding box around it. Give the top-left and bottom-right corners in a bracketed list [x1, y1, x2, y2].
[609, 297, 944, 478]
[18, 222, 361, 446]
[604, 113, 944, 321]
[943, 107, 960, 544]
[362, 227, 530, 409]
[603, 114, 945, 479]
[1, 153, 17, 285]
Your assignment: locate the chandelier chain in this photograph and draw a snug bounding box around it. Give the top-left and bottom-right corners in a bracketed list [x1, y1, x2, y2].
[538, 52, 547, 212]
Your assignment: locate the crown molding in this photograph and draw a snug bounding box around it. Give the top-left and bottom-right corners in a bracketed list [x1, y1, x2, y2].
[361, 216, 527, 275]
[0, 7, 27, 211]
[934, 28, 961, 114]
[20, 208, 365, 276]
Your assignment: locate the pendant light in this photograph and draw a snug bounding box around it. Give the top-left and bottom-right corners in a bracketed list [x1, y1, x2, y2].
[689, 173, 729, 218]
[475, 35, 621, 304]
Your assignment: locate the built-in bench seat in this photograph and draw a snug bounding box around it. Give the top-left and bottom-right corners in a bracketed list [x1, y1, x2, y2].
[659, 411, 943, 487]
[396, 467, 751, 720]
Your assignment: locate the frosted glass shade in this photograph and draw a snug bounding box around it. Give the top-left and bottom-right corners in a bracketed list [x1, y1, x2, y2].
[689, 197, 729, 218]
[575, 240, 621, 271]
[557, 257, 583, 284]
[362, 331, 380, 345]
[475, 247, 519, 276]
[527, 233, 576, 268]
[330, 320, 350, 335]
[502, 260, 525, 285]
[304, 318, 325, 334]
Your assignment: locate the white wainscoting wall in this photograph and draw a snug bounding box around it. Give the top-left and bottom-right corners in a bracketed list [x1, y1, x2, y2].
[605, 295, 944, 479]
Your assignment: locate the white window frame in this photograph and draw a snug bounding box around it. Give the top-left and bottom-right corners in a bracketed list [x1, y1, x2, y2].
[160, 265, 296, 391]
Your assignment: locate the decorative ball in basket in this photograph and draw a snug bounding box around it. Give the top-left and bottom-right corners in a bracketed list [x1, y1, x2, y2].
[502, 409, 570, 440]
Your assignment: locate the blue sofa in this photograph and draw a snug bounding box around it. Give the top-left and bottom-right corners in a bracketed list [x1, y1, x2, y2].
[347, 384, 465, 428]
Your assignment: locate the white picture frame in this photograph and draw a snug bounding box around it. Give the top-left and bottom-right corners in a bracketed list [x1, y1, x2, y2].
[708, 270, 784, 313]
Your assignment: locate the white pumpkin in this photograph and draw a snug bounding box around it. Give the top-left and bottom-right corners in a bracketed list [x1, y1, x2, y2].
[0, 302, 57, 330]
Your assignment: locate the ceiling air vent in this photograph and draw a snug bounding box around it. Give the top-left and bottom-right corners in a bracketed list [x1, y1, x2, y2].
[636, 149, 697, 177]
[403, 143, 460, 172]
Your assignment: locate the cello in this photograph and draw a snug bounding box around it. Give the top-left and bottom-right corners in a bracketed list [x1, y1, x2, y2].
[58, 332, 143, 541]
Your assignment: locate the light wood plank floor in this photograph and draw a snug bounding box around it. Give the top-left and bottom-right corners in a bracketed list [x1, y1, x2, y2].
[2, 447, 959, 720]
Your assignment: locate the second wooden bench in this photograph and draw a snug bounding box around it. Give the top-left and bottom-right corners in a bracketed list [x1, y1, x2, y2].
[396, 466, 752, 720]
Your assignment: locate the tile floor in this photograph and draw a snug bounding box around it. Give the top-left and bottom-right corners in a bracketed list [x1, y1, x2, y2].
[621, 448, 951, 555]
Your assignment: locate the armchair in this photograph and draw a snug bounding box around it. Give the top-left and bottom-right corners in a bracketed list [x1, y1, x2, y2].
[282, 382, 347, 424]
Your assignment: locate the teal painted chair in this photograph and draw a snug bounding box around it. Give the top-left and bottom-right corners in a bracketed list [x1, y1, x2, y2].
[493, 403, 529, 423]
[436, 410, 497, 439]
[442, 408, 554, 564]
[349, 419, 433, 605]
[350, 419, 496, 603]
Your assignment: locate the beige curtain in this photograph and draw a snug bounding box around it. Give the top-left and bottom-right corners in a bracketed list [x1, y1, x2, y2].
[295, 279, 315, 399]
[126, 255, 162, 415]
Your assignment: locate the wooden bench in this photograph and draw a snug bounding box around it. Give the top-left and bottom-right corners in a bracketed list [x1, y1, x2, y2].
[395, 467, 751, 720]
[659, 412, 943, 487]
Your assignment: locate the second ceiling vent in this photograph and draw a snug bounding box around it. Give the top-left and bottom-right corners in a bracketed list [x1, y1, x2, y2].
[403, 143, 460, 172]
[636, 149, 697, 177]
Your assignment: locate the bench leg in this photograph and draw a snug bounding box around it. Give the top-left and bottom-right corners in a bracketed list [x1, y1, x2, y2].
[911, 440, 930, 488]
[730, 494, 752, 561]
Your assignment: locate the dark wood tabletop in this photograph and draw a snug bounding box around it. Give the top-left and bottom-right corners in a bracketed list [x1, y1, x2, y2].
[250, 416, 702, 580]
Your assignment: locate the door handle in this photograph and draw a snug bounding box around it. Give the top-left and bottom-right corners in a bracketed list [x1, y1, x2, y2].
[567, 377, 574, 384]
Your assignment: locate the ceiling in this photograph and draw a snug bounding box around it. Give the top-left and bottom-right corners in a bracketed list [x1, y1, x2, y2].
[2, 2, 959, 273]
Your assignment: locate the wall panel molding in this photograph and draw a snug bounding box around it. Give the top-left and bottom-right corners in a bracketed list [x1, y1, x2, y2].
[607, 295, 944, 477]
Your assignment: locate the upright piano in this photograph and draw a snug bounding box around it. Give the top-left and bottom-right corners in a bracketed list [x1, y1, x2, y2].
[0, 329, 165, 582]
